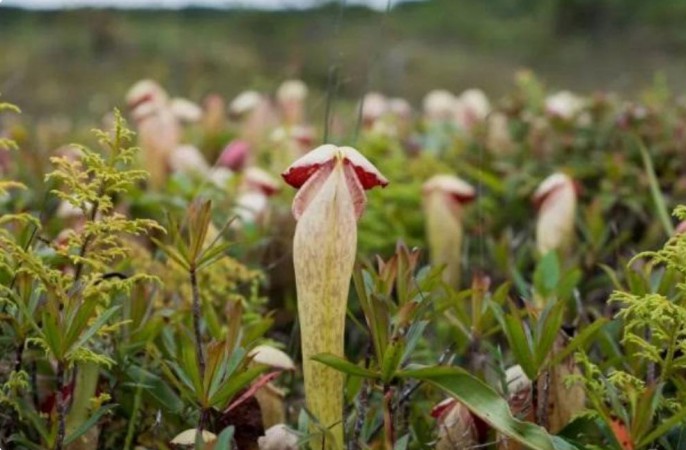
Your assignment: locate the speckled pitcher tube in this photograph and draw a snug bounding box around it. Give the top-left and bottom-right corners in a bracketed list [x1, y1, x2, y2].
[282, 144, 388, 450]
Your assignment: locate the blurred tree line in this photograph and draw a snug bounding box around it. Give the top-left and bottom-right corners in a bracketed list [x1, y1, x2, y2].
[2, 0, 686, 121]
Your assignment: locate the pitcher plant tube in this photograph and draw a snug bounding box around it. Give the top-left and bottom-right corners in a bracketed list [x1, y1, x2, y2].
[282, 144, 388, 449]
[422, 174, 476, 288]
[533, 172, 578, 257]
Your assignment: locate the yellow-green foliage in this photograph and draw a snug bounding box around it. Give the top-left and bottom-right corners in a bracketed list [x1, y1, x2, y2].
[0, 108, 164, 438]
[0, 99, 24, 195]
[572, 206, 686, 448]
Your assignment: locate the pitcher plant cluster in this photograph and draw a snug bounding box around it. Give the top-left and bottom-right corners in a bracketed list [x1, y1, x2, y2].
[1, 72, 686, 450]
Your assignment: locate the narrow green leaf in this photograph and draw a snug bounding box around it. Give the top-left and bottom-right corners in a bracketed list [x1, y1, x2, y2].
[393, 434, 410, 450]
[125, 365, 184, 414]
[535, 299, 566, 369]
[188, 199, 213, 261]
[63, 298, 98, 350]
[636, 137, 674, 236]
[210, 366, 266, 409]
[637, 406, 686, 447]
[502, 314, 537, 379]
[398, 366, 575, 450]
[598, 264, 623, 291]
[64, 404, 117, 445]
[556, 269, 581, 301]
[550, 318, 609, 367]
[196, 241, 232, 271]
[180, 336, 203, 396]
[632, 384, 662, 442]
[17, 399, 52, 443]
[66, 306, 121, 360]
[152, 238, 191, 271]
[8, 436, 47, 450]
[42, 311, 64, 358]
[534, 251, 560, 297]
[209, 348, 245, 400]
[401, 320, 428, 362]
[380, 338, 405, 383]
[311, 353, 379, 379]
[214, 426, 235, 450]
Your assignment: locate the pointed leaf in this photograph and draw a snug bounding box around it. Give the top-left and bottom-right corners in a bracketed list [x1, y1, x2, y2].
[214, 426, 235, 450]
[550, 318, 608, 367]
[64, 404, 117, 445]
[66, 306, 121, 360]
[311, 353, 379, 379]
[534, 251, 560, 297]
[398, 366, 576, 450]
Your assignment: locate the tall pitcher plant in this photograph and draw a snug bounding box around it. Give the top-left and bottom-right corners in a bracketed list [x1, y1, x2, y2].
[282, 145, 388, 449]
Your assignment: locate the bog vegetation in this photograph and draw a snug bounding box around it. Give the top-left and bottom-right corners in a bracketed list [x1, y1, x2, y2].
[2, 68, 686, 450]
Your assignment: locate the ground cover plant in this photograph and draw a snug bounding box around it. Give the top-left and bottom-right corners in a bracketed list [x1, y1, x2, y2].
[2, 69, 686, 450]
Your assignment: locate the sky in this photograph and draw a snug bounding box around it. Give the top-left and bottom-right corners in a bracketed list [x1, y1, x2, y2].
[0, 0, 406, 10]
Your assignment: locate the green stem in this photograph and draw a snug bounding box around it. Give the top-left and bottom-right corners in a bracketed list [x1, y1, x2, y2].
[637, 138, 674, 236]
[190, 266, 206, 433]
[658, 324, 679, 384]
[124, 374, 144, 450]
[66, 363, 100, 442]
[54, 361, 67, 450]
[383, 386, 394, 450]
[536, 370, 550, 430]
[72, 199, 100, 285]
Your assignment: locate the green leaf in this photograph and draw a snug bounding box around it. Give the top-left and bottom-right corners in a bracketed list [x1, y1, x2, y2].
[535, 299, 566, 369]
[17, 398, 52, 443]
[393, 434, 410, 450]
[8, 435, 46, 450]
[214, 426, 235, 450]
[64, 404, 117, 445]
[42, 311, 64, 358]
[637, 406, 686, 447]
[196, 241, 232, 271]
[311, 353, 379, 379]
[534, 251, 560, 297]
[556, 269, 581, 301]
[152, 238, 191, 271]
[126, 365, 184, 414]
[63, 298, 98, 351]
[495, 305, 537, 379]
[380, 338, 405, 383]
[353, 265, 389, 363]
[632, 384, 661, 443]
[209, 347, 245, 400]
[180, 336, 203, 397]
[636, 137, 674, 236]
[598, 264, 623, 291]
[188, 199, 213, 262]
[550, 318, 609, 367]
[459, 162, 505, 194]
[210, 365, 266, 409]
[401, 320, 428, 362]
[66, 306, 121, 361]
[398, 366, 576, 450]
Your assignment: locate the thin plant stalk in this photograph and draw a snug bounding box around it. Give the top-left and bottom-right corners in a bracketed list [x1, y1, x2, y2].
[190, 265, 207, 432]
[55, 361, 67, 450]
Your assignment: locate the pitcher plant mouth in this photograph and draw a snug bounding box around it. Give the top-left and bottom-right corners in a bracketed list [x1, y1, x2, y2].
[532, 172, 576, 210]
[282, 144, 388, 219]
[423, 174, 476, 208]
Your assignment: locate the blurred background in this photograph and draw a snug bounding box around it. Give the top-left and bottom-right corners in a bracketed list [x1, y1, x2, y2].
[3, 0, 686, 125]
